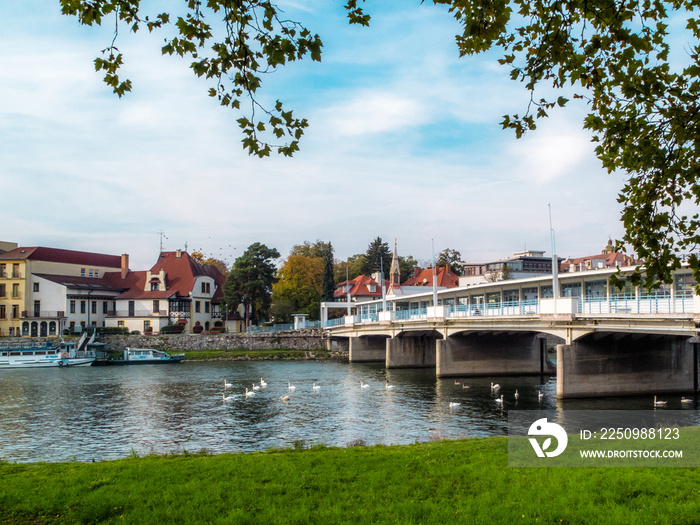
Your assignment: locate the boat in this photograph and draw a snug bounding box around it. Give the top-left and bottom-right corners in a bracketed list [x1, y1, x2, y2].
[0, 334, 97, 368]
[102, 347, 185, 365]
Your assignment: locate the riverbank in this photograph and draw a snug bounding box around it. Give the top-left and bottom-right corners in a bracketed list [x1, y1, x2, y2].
[1, 437, 697, 524]
[177, 348, 348, 362]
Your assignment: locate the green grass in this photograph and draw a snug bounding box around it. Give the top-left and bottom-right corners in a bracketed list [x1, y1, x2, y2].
[1, 438, 699, 524]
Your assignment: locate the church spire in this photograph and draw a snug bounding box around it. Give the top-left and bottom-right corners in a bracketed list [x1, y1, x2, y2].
[389, 238, 400, 286]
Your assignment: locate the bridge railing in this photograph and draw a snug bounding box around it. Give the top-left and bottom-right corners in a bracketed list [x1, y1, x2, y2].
[579, 293, 694, 315]
[448, 299, 539, 318]
[395, 308, 428, 321]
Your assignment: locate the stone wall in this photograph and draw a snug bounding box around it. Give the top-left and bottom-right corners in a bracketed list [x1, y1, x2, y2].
[100, 328, 327, 352]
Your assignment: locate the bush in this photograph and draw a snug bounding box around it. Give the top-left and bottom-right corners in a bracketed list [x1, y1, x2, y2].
[101, 327, 130, 335]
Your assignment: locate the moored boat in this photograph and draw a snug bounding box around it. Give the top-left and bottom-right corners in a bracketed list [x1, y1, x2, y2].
[0, 339, 96, 368]
[101, 347, 185, 365]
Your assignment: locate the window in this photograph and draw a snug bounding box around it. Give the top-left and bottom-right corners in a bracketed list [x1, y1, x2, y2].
[80, 301, 86, 314]
[70, 300, 76, 314]
[103, 301, 108, 314]
[12, 305, 20, 319]
[91, 301, 97, 314]
[33, 282, 39, 292]
[12, 284, 20, 298]
[12, 264, 19, 278]
[0, 283, 5, 297]
[144, 320, 151, 331]
[153, 300, 160, 314]
[0, 264, 5, 277]
[201, 282, 211, 294]
[195, 301, 201, 313]
[0, 305, 5, 319]
[33, 300, 40, 317]
[205, 302, 210, 314]
[88, 269, 94, 278]
[151, 282, 159, 291]
[81, 268, 86, 277]
[117, 320, 125, 328]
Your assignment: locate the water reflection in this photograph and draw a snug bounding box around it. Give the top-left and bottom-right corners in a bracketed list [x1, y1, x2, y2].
[0, 361, 696, 463]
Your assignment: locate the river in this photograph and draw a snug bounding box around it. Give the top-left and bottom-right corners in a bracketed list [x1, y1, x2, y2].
[0, 360, 697, 463]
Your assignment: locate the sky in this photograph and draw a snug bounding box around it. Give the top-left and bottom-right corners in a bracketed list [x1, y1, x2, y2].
[0, 1, 632, 271]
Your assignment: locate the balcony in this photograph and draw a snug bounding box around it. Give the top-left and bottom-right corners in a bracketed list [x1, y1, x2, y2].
[22, 310, 66, 319]
[106, 310, 169, 318]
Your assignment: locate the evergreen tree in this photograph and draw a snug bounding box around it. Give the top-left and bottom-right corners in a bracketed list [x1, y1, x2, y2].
[322, 242, 335, 303]
[361, 237, 392, 279]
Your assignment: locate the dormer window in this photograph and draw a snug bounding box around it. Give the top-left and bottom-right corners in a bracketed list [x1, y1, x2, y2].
[151, 282, 159, 291]
[368, 284, 376, 292]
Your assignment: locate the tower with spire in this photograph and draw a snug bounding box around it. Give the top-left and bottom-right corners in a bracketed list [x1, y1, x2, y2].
[388, 239, 402, 295]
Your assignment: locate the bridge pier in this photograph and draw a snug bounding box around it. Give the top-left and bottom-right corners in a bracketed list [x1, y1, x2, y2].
[436, 332, 550, 377]
[349, 336, 387, 363]
[386, 333, 437, 368]
[556, 334, 696, 398]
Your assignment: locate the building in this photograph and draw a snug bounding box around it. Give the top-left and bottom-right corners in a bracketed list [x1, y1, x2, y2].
[560, 239, 639, 273]
[460, 250, 559, 286]
[0, 246, 123, 337]
[333, 274, 383, 304]
[103, 250, 233, 334]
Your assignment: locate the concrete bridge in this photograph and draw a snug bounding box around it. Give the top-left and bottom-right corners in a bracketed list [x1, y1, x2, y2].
[322, 267, 700, 399]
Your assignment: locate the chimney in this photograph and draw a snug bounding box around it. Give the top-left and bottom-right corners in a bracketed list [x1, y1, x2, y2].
[176, 249, 182, 258]
[121, 254, 129, 279]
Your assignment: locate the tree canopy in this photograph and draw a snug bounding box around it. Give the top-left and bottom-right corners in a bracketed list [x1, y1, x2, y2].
[60, 0, 700, 289]
[223, 242, 279, 327]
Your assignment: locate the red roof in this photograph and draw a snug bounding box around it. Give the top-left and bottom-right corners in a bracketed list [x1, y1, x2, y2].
[0, 246, 121, 268]
[104, 251, 227, 301]
[402, 266, 459, 288]
[334, 275, 383, 299]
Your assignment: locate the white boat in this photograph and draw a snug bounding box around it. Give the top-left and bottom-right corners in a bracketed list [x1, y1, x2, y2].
[0, 334, 96, 368]
[104, 347, 185, 365]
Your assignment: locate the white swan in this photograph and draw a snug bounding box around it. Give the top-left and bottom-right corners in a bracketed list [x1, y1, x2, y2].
[224, 380, 233, 389]
[260, 378, 267, 387]
[454, 380, 462, 386]
[495, 395, 504, 405]
[653, 396, 667, 407]
[449, 402, 461, 408]
[245, 388, 255, 397]
[222, 392, 235, 402]
[681, 397, 693, 404]
[252, 383, 261, 391]
[288, 382, 296, 391]
[359, 381, 370, 388]
[514, 389, 519, 400]
[385, 381, 395, 390]
[462, 384, 471, 389]
[491, 382, 500, 392]
[313, 383, 321, 391]
[279, 395, 290, 402]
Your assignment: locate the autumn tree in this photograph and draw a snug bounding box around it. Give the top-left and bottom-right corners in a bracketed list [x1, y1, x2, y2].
[223, 242, 279, 328]
[271, 254, 323, 322]
[61, 0, 700, 288]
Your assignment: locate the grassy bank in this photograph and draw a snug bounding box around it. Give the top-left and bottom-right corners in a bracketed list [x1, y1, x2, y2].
[180, 349, 337, 361]
[1, 438, 698, 524]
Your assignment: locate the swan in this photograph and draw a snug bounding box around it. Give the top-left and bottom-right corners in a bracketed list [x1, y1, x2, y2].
[224, 380, 233, 389]
[514, 390, 519, 400]
[454, 380, 462, 386]
[495, 395, 504, 405]
[462, 384, 471, 389]
[252, 383, 261, 391]
[653, 396, 667, 407]
[313, 383, 321, 391]
[359, 381, 370, 388]
[245, 388, 255, 397]
[260, 378, 267, 387]
[385, 381, 395, 390]
[222, 393, 235, 402]
[491, 382, 500, 391]
[288, 382, 296, 391]
[279, 395, 290, 402]
[449, 402, 461, 408]
[681, 397, 693, 404]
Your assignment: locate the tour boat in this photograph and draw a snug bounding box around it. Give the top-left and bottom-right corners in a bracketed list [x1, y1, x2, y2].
[0, 339, 96, 368]
[105, 347, 185, 365]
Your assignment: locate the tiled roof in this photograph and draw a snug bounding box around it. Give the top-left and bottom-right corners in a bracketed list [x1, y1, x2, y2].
[0, 247, 122, 267]
[334, 275, 383, 298]
[34, 273, 126, 293]
[104, 251, 227, 301]
[402, 266, 459, 288]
